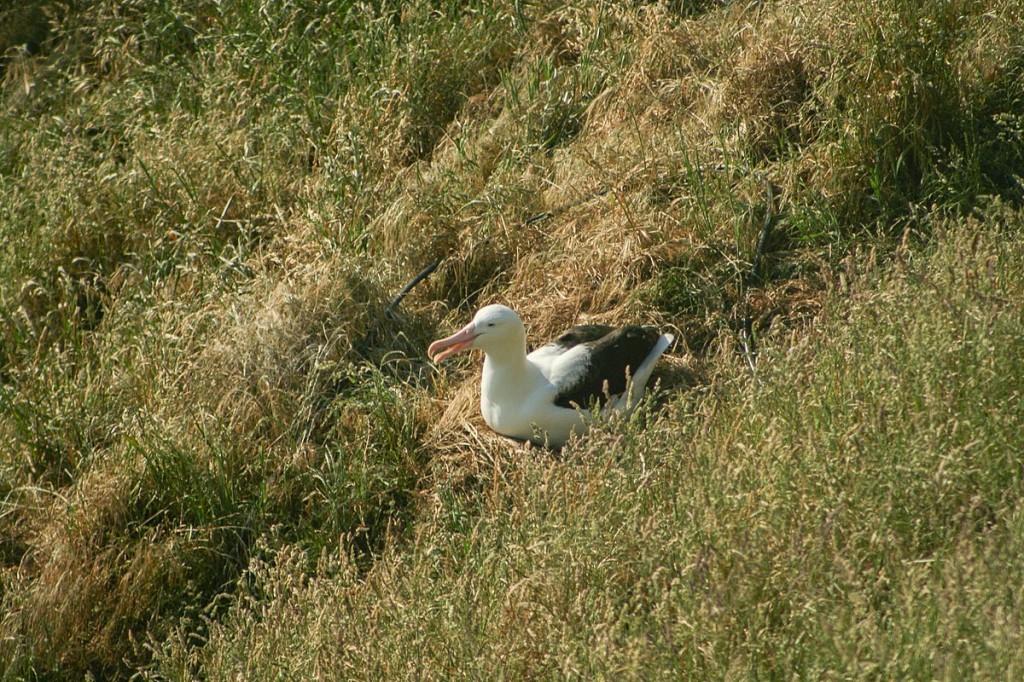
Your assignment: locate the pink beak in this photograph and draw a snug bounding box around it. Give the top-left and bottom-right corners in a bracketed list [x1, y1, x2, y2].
[428, 323, 480, 363]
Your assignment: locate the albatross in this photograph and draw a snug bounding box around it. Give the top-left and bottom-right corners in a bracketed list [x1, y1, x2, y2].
[428, 304, 674, 446]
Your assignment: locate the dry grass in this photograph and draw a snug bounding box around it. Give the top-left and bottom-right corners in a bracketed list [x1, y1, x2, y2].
[161, 217, 1024, 681]
[2, 0, 1024, 679]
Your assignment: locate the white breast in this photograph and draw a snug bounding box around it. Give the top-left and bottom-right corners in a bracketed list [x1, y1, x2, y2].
[480, 355, 588, 445]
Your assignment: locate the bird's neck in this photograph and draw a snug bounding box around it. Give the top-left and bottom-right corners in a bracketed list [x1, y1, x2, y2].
[482, 341, 529, 374]
[481, 342, 542, 394]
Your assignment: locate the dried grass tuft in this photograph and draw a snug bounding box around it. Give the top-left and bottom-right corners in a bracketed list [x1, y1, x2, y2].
[722, 43, 813, 157]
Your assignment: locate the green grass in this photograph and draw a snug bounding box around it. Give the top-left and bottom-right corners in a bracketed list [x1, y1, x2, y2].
[157, 218, 1024, 680]
[2, 0, 1024, 679]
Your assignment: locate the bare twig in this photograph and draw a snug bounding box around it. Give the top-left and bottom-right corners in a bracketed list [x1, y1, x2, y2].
[386, 259, 442, 313]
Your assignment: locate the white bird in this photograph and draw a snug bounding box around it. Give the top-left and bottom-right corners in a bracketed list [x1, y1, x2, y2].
[428, 304, 674, 447]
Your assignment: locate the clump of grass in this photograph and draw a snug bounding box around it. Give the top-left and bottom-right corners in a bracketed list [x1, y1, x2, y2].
[719, 28, 814, 161]
[1, 284, 435, 678]
[796, 0, 1024, 226]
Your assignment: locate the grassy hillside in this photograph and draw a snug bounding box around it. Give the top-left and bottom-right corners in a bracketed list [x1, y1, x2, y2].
[1, 0, 1022, 679]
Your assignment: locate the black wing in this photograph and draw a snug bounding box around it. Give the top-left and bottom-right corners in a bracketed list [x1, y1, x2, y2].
[551, 324, 618, 349]
[553, 326, 661, 409]
[529, 324, 616, 355]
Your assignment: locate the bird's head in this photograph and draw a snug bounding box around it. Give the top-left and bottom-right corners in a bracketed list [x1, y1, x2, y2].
[428, 304, 525, 362]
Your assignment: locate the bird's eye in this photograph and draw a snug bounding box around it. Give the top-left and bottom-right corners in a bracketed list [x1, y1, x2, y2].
[487, 322, 495, 327]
